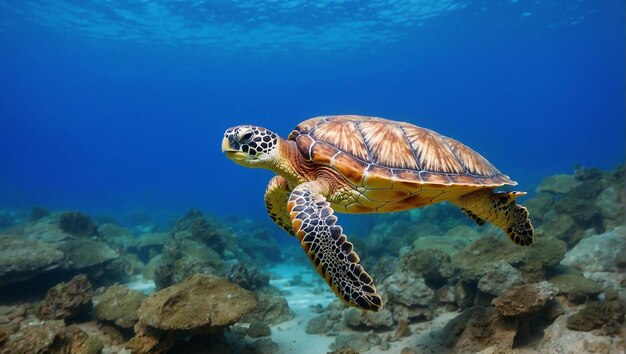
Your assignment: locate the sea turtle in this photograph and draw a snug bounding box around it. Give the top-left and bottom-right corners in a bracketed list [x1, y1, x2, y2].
[222, 115, 534, 311]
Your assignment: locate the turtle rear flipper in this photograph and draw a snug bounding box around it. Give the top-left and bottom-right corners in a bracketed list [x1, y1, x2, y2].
[288, 181, 382, 311]
[452, 190, 534, 246]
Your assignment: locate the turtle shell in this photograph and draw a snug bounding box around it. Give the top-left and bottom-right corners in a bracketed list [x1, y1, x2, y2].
[287, 115, 515, 192]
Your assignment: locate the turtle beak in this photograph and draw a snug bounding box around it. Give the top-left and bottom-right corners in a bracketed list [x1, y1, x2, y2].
[222, 135, 247, 162]
[221, 135, 235, 152]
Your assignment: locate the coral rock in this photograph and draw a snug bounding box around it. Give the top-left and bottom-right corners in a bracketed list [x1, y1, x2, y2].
[0, 235, 65, 286]
[137, 274, 257, 333]
[343, 307, 394, 329]
[554, 197, 603, 230]
[37, 274, 93, 320]
[246, 320, 271, 338]
[538, 214, 576, 240]
[334, 332, 380, 352]
[382, 272, 435, 322]
[94, 284, 146, 328]
[548, 272, 602, 303]
[492, 281, 558, 317]
[226, 262, 270, 290]
[595, 186, 624, 223]
[136, 232, 170, 257]
[241, 288, 294, 325]
[59, 211, 96, 236]
[566, 299, 625, 334]
[64, 324, 104, 354]
[0, 320, 65, 354]
[0, 320, 101, 354]
[442, 306, 517, 353]
[98, 223, 135, 250]
[536, 174, 581, 195]
[305, 313, 335, 335]
[63, 238, 119, 270]
[399, 248, 453, 281]
[561, 226, 626, 272]
[538, 315, 625, 354]
[453, 235, 566, 282]
[383, 273, 434, 307]
[478, 261, 526, 296]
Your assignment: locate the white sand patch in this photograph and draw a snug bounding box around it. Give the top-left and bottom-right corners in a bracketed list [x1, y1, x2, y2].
[125, 275, 156, 295]
[267, 263, 337, 353]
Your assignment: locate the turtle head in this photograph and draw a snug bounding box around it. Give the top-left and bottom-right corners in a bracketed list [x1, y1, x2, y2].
[222, 125, 280, 168]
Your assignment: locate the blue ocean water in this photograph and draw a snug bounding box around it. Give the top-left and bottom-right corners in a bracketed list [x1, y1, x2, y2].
[0, 0, 623, 224]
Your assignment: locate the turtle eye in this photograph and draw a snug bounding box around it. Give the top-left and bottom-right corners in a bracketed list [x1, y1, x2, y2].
[240, 130, 254, 143]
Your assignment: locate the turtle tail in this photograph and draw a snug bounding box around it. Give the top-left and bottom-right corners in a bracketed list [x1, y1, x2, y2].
[454, 189, 534, 246]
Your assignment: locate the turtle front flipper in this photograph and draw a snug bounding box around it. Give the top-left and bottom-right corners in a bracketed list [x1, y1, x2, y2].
[265, 176, 296, 236]
[452, 189, 534, 246]
[288, 181, 382, 311]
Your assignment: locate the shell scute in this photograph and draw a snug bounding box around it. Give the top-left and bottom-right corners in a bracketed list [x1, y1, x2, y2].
[312, 121, 369, 161]
[363, 188, 411, 202]
[419, 172, 453, 186]
[295, 134, 315, 159]
[362, 165, 393, 189]
[311, 143, 338, 165]
[448, 174, 483, 185]
[359, 121, 419, 170]
[331, 153, 367, 185]
[393, 170, 424, 190]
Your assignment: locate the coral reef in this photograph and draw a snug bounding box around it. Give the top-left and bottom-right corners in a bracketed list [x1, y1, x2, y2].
[477, 261, 525, 296]
[548, 271, 603, 303]
[531, 165, 624, 245]
[137, 274, 257, 332]
[442, 306, 518, 352]
[0, 235, 65, 286]
[0, 320, 103, 354]
[452, 235, 566, 283]
[30, 206, 50, 221]
[538, 315, 625, 353]
[226, 262, 270, 290]
[59, 211, 97, 236]
[0, 213, 120, 290]
[127, 274, 257, 353]
[171, 208, 228, 254]
[94, 284, 145, 328]
[491, 281, 558, 317]
[246, 320, 271, 338]
[1, 165, 624, 354]
[381, 272, 435, 322]
[561, 226, 626, 272]
[241, 288, 294, 325]
[566, 293, 625, 334]
[37, 274, 93, 321]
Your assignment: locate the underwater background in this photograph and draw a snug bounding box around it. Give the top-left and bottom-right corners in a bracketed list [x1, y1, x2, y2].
[0, 1, 624, 354]
[0, 0, 624, 221]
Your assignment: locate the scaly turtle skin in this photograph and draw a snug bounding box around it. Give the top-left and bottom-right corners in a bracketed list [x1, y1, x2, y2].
[222, 115, 534, 311]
